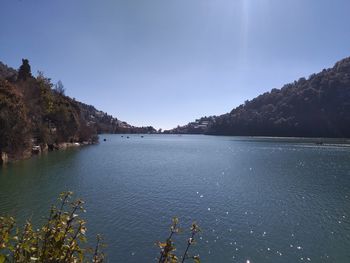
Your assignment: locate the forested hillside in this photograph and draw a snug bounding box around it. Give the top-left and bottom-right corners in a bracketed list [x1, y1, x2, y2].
[166, 56, 350, 138]
[0, 59, 155, 163]
[0, 61, 17, 80]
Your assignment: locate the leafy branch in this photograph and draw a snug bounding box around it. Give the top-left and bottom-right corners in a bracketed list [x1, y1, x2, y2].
[157, 218, 201, 263]
[0, 192, 104, 263]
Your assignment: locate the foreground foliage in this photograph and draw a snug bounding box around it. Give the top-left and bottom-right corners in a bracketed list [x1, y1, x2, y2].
[0, 192, 104, 263]
[0, 193, 201, 263]
[157, 218, 201, 263]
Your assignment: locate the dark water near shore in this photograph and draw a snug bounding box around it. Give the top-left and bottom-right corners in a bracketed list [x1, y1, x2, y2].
[1, 135, 350, 262]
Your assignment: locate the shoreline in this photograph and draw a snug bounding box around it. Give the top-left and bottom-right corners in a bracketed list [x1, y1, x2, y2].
[2, 134, 350, 166]
[0, 141, 97, 166]
[161, 133, 350, 145]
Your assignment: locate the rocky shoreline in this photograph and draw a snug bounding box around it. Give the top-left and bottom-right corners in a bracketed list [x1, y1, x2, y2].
[0, 141, 96, 166]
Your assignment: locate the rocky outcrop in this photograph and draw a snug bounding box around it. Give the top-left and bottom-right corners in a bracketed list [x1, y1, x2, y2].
[56, 142, 81, 150]
[0, 152, 9, 165]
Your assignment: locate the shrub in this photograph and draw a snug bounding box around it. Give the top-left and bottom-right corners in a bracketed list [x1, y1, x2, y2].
[157, 218, 201, 263]
[0, 193, 201, 263]
[0, 192, 104, 263]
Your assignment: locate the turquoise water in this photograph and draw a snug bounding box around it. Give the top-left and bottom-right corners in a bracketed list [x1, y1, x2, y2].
[1, 135, 350, 262]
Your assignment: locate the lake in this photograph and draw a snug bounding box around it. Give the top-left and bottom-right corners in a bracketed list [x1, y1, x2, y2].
[1, 135, 350, 262]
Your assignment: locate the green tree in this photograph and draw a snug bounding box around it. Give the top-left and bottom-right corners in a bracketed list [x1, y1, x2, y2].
[54, 80, 65, 95]
[17, 59, 32, 81]
[0, 80, 30, 156]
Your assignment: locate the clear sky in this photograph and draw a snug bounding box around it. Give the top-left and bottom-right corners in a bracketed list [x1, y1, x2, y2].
[1, 0, 350, 129]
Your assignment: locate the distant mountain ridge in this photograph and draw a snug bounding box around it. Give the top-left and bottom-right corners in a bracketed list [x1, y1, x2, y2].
[165, 56, 350, 138]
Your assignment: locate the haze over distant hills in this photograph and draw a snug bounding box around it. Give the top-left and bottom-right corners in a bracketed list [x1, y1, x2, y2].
[165, 56, 350, 138]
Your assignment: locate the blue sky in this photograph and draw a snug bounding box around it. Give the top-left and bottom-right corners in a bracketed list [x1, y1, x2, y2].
[1, 0, 350, 129]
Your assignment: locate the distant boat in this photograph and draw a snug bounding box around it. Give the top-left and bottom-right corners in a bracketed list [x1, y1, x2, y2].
[141, 135, 144, 138]
[103, 138, 107, 141]
[127, 136, 130, 139]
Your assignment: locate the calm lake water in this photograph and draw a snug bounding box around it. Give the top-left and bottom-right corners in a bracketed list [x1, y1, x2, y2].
[1, 135, 350, 262]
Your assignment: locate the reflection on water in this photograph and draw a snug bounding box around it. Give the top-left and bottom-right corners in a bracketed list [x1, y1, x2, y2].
[1, 135, 350, 262]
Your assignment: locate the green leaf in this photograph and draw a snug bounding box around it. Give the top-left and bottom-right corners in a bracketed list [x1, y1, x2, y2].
[193, 255, 200, 263]
[0, 254, 6, 263]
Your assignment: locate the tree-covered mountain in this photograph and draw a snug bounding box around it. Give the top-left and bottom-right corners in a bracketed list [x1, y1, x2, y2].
[165, 56, 350, 138]
[0, 59, 156, 163]
[76, 101, 156, 134]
